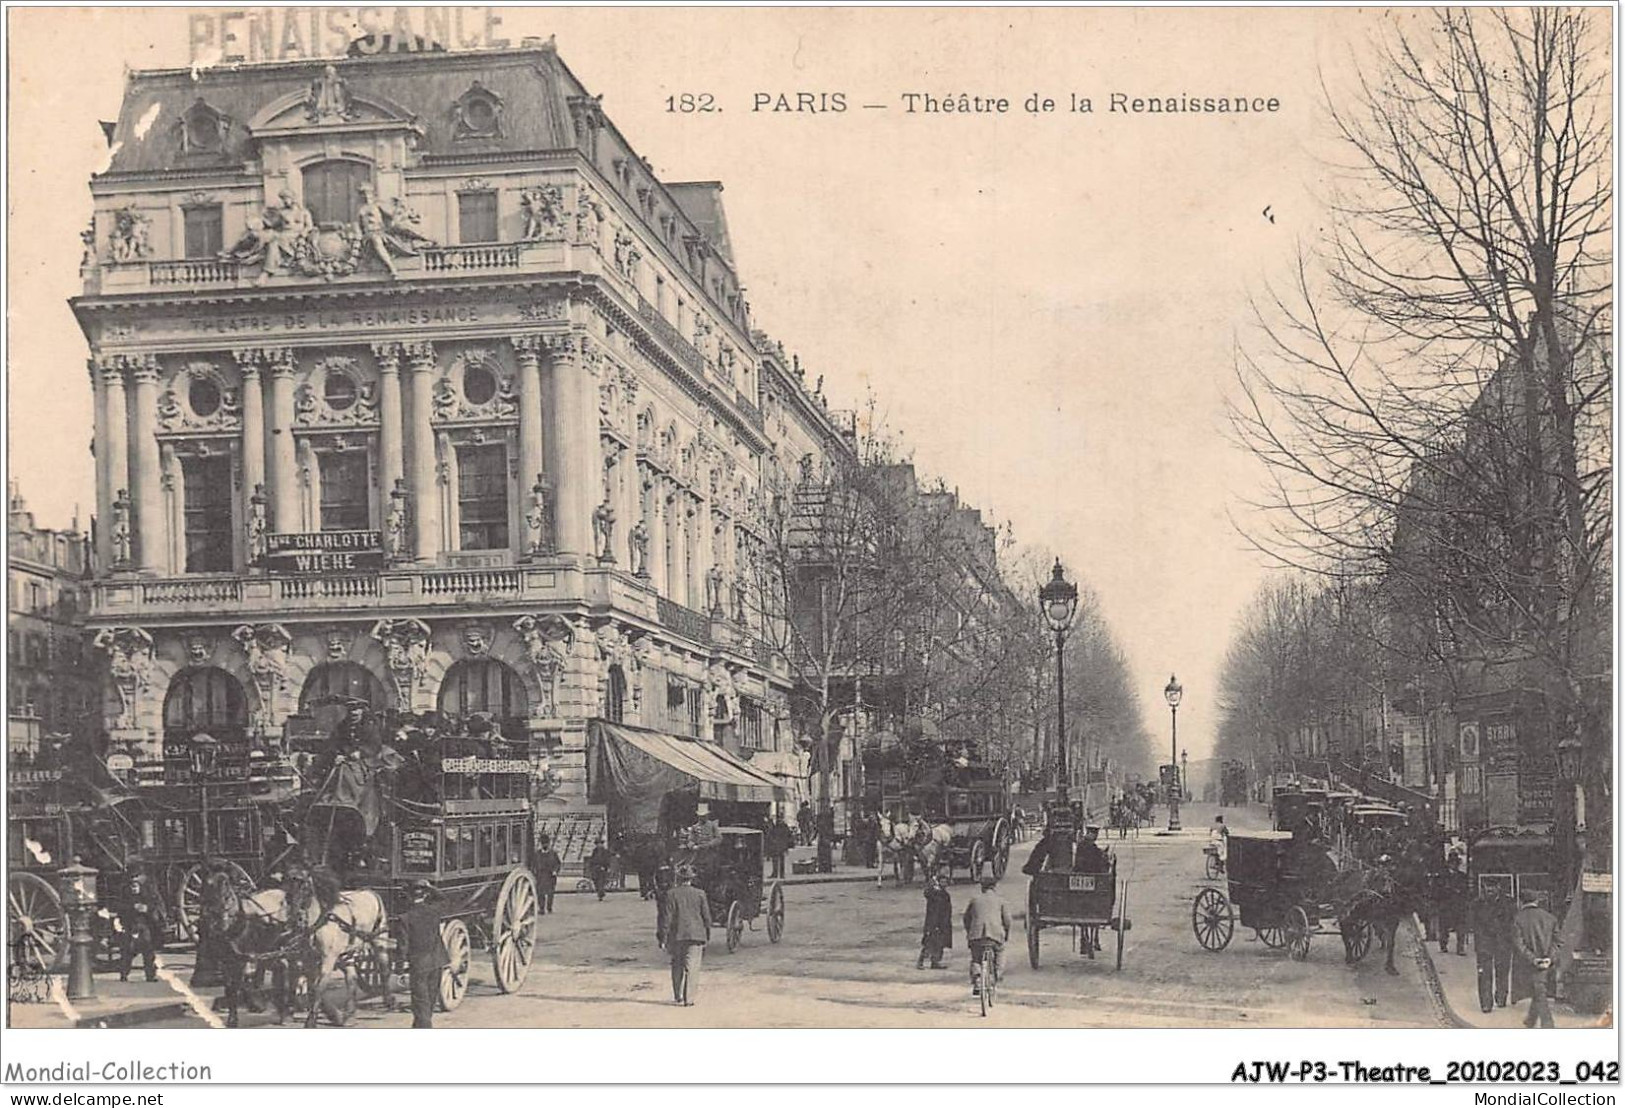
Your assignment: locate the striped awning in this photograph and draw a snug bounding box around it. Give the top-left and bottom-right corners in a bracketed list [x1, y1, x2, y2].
[591, 721, 786, 804]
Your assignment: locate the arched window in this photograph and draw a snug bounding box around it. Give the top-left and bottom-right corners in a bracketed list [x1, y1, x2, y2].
[301, 159, 372, 226]
[438, 659, 527, 722]
[162, 667, 248, 740]
[605, 665, 626, 723]
[299, 662, 392, 714]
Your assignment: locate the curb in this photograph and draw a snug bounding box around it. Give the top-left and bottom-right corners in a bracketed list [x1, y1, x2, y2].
[1404, 915, 1474, 1029]
[72, 1000, 197, 1029]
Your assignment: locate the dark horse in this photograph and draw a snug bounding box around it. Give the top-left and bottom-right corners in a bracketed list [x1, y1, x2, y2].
[1339, 861, 1420, 975]
[200, 871, 298, 1027]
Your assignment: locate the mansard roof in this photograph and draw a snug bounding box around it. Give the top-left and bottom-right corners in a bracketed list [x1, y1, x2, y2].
[98, 47, 579, 175]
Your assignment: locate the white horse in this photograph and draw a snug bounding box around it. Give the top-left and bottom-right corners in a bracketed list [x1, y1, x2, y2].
[876, 814, 953, 885]
[286, 873, 390, 1027]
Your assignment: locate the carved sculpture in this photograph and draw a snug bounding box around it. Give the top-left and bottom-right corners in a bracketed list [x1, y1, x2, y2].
[306, 64, 354, 122]
[574, 192, 604, 245]
[706, 662, 741, 725]
[525, 475, 555, 558]
[705, 564, 726, 617]
[183, 633, 212, 665]
[109, 208, 151, 263]
[233, 623, 292, 732]
[110, 489, 133, 569]
[731, 574, 747, 623]
[384, 478, 409, 561]
[357, 184, 416, 277]
[370, 618, 432, 710]
[93, 627, 154, 731]
[461, 624, 493, 657]
[513, 614, 573, 719]
[520, 185, 564, 241]
[221, 191, 312, 280]
[629, 519, 650, 578]
[592, 500, 617, 564]
[247, 484, 268, 565]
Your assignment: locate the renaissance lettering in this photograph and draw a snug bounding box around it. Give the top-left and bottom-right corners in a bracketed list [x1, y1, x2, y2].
[188, 7, 508, 62]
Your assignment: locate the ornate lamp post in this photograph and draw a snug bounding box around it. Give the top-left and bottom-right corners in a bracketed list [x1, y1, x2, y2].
[1039, 560, 1079, 805]
[1164, 674, 1183, 831]
[58, 858, 99, 1000]
[189, 734, 222, 987]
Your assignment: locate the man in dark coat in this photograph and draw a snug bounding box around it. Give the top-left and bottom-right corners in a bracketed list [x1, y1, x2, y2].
[533, 835, 562, 914]
[765, 816, 793, 879]
[587, 836, 615, 901]
[1073, 827, 1109, 873]
[114, 868, 167, 983]
[815, 806, 836, 873]
[1470, 881, 1515, 1012]
[1022, 827, 1073, 875]
[797, 802, 815, 847]
[917, 872, 953, 969]
[1436, 853, 1469, 955]
[1511, 895, 1560, 1028]
[401, 880, 448, 1028]
[664, 865, 711, 1005]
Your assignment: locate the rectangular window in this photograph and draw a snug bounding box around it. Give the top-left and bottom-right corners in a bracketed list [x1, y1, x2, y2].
[458, 191, 498, 244]
[183, 205, 224, 259]
[318, 450, 371, 531]
[182, 455, 233, 572]
[739, 698, 764, 751]
[456, 444, 509, 550]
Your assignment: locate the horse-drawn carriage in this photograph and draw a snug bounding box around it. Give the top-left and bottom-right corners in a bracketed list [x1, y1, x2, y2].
[1219, 760, 1250, 808]
[294, 731, 541, 1014]
[872, 755, 1012, 884]
[1023, 803, 1131, 970]
[676, 827, 785, 952]
[7, 763, 145, 975]
[1190, 830, 1374, 963]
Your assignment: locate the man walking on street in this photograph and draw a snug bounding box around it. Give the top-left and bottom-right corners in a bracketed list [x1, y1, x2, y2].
[587, 836, 615, 901]
[1512, 894, 1560, 1028]
[766, 814, 793, 879]
[1437, 852, 1468, 956]
[1470, 881, 1514, 1012]
[533, 835, 561, 914]
[797, 801, 815, 847]
[115, 868, 167, 983]
[664, 865, 710, 1005]
[402, 880, 448, 1028]
[962, 873, 1011, 996]
[918, 872, 953, 970]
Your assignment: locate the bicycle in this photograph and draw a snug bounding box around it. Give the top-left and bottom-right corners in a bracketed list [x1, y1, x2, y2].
[970, 940, 1000, 1017]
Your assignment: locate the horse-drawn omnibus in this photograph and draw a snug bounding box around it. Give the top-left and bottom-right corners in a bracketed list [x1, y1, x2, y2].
[1219, 760, 1249, 808]
[868, 746, 1012, 883]
[301, 728, 541, 1012]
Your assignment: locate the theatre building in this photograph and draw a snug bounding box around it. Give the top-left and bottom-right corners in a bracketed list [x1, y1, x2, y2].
[77, 39, 823, 850]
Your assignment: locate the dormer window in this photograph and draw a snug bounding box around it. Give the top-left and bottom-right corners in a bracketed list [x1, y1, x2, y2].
[178, 99, 230, 155]
[451, 81, 504, 140]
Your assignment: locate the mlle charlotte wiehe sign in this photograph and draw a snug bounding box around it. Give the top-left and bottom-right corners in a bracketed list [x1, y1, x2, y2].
[188, 6, 512, 63]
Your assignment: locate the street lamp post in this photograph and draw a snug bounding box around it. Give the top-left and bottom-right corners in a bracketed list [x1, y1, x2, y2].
[1039, 560, 1079, 807]
[1164, 674, 1183, 832]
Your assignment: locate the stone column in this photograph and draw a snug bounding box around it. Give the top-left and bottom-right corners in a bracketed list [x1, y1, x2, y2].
[126, 356, 166, 575]
[544, 334, 596, 560]
[404, 342, 442, 561]
[233, 352, 265, 510]
[266, 349, 300, 535]
[89, 359, 111, 570]
[100, 358, 130, 568]
[645, 470, 666, 594]
[372, 343, 405, 516]
[513, 336, 546, 518]
[693, 488, 713, 612]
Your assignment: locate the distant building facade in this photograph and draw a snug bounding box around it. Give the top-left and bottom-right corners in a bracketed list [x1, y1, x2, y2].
[8, 491, 95, 762]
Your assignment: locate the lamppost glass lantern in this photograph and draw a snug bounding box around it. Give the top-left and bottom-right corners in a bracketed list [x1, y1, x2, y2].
[1039, 559, 1079, 633]
[190, 733, 219, 780]
[59, 858, 97, 909]
[1164, 676, 1183, 710]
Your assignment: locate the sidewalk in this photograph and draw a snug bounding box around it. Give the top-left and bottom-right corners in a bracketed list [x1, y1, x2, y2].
[8, 968, 208, 1029]
[1419, 934, 1602, 1029]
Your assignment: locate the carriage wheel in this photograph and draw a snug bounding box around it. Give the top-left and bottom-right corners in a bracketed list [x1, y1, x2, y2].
[766, 883, 785, 943]
[1192, 887, 1233, 952]
[1026, 884, 1042, 969]
[353, 940, 391, 1010]
[969, 840, 987, 882]
[991, 820, 1010, 879]
[1115, 917, 1126, 971]
[174, 860, 255, 944]
[1286, 906, 1312, 962]
[725, 901, 744, 953]
[1256, 926, 1287, 949]
[438, 918, 471, 1011]
[1204, 852, 1222, 880]
[490, 869, 538, 994]
[8, 873, 66, 973]
[1346, 920, 1373, 963]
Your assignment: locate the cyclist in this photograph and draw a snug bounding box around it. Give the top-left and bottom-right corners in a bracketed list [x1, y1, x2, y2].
[962, 873, 1011, 997]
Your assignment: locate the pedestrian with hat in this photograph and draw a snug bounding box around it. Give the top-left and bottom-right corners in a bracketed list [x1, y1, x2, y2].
[402, 879, 448, 1028]
[1511, 892, 1560, 1028]
[664, 864, 711, 1005]
[962, 872, 1010, 996]
[533, 835, 561, 914]
[587, 836, 615, 901]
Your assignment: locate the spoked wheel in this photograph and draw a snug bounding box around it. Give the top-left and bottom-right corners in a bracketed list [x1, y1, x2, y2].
[765, 883, 784, 943]
[1204, 852, 1222, 880]
[8, 872, 66, 973]
[991, 819, 1010, 879]
[725, 901, 744, 953]
[352, 940, 394, 1012]
[975, 961, 990, 1018]
[1257, 926, 1287, 949]
[1192, 887, 1234, 952]
[1115, 917, 1126, 970]
[175, 860, 254, 943]
[1286, 906, 1312, 962]
[1345, 919, 1373, 963]
[969, 840, 987, 882]
[438, 918, 471, 1011]
[490, 869, 538, 994]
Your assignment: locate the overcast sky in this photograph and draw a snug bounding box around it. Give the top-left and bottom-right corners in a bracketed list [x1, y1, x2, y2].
[8, 7, 1400, 760]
